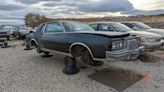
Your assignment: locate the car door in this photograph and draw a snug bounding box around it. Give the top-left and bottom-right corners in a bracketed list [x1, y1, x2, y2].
[98, 23, 115, 31]
[35, 24, 46, 48]
[42, 22, 67, 52]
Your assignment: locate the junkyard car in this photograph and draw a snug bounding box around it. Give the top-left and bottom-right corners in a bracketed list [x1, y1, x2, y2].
[18, 26, 32, 38]
[0, 28, 10, 40]
[32, 21, 144, 73]
[3, 25, 18, 37]
[121, 21, 164, 39]
[25, 27, 39, 48]
[89, 22, 164, 49]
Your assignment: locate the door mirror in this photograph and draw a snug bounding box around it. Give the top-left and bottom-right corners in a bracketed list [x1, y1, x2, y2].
[30, 31, 33, 33]
[133, 27, 138, 30]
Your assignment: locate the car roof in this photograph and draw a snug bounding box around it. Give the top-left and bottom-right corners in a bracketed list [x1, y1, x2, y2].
[45, 21, 82, 24]
[120, 21, 141, 23]
[89, 21, 120, 24]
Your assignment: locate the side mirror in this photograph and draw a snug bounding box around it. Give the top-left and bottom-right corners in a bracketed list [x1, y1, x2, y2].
[30, 31, 33, 33]
[133, 27, 138, 30]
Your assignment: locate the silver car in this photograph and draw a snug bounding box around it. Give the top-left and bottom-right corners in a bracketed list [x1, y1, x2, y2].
[0, 29, 10, 40]
[89, 22, 164, 49]
[18, 26, 31, 38]
[121, 21, 164, 39]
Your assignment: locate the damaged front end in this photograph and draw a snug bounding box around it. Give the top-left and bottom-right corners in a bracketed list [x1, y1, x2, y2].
[106, 36, 145, 61]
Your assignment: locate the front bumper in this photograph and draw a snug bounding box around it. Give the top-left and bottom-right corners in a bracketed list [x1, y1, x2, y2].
[20, 31, 30, 37]
[106, 46, 145, 61]
[142, 40, 164, 49]
[0, 34, 10, 38]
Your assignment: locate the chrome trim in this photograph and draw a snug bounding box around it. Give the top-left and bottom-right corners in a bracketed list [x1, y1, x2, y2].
[41, 42, 106, 62]
[41, 48, 73, 57]
[106, 46, 145, 61]
[69, 42, 94, 59]
[93, 58, 105, 62]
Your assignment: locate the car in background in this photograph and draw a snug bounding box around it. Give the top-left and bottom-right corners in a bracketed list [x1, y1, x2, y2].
[3, 25, 19, 37]
[121, 21, 164, 39]
[89, 22, 164, 49]
[18, 26, 32, 39]
[0, 27, 10, 40]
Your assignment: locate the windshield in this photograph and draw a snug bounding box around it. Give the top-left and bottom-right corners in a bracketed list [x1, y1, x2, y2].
[19, 26, 28, 30]
[133, 22, 151, 29]
[110, 23, 133, 32]
[62, 22, 94, 32]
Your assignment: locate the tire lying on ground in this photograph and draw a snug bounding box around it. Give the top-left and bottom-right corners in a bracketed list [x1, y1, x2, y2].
[63, 57, 79, 75]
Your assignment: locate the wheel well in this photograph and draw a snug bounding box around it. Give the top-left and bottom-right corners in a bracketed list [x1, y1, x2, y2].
[69, 44, 93, 58]
[31, 40, 37, 46]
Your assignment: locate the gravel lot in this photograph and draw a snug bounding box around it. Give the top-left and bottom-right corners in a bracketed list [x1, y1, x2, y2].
[0, 40, 164, 92]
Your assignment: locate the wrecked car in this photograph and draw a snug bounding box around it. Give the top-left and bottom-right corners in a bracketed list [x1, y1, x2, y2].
[89, 22, 164, 49]
[0, 29, 10, 40]
[25, 27, 39, 49]
[18, 26, 32, 39]
[32, 21, 144, 74]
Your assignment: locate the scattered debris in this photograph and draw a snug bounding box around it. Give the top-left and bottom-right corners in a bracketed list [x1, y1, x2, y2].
[139, 50, 164, 62]
[88, 67, 143, 91]
[0, 40, 10, 48]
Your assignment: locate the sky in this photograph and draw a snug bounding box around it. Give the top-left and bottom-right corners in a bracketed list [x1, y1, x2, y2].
[0, 0, 164, 19]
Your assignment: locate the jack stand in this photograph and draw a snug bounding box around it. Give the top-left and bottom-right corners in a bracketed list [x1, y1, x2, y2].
[0, 40, 10, 48]
[63, 57, 79, 75]
[41, 52, 53, 58]
[24, 45, 33, 50]
[89, 60, 104, 66]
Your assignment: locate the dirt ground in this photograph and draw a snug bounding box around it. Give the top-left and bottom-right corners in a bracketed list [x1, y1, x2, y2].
[0, 40, 164, 92]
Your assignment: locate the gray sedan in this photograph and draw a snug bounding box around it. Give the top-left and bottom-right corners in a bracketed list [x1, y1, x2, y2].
[121, 21, 164, 39]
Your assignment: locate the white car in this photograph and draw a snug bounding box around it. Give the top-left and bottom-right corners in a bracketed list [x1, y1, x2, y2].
[18, 26, 32, 38]
[89, 22, 164, 49]
[121, 21, 164, 39]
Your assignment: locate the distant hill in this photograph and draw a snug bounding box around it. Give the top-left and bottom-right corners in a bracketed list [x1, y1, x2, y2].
[51, 14, 164, 28]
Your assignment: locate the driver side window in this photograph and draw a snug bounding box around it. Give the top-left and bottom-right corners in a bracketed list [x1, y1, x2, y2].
[99, 24, 114, 31]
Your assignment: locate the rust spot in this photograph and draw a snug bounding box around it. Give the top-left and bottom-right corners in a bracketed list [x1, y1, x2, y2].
[143, 74, 151, 81]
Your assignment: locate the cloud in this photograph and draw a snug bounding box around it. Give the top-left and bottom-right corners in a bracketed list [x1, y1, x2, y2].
[77, 0, 134, 12]
[0, 3, 25, 11]
[0, 0, 163, 19]
[122, 9, 164, 16]
[15, 0, 62, 4]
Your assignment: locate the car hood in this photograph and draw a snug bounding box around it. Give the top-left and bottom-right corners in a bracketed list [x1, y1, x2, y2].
[128, 31, 161, 38]
[19, 30, 29, 32]
[146, 28, 164, 38]
[76, 31, 130, 38]
[0, 30, 9, 32]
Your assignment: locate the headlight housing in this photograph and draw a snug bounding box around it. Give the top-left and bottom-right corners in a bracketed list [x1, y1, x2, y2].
[7, 31, 10, 35]
[112, 40, 124, 50]
[141, 37, 161, 43]
[146, 38, 157, 42]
